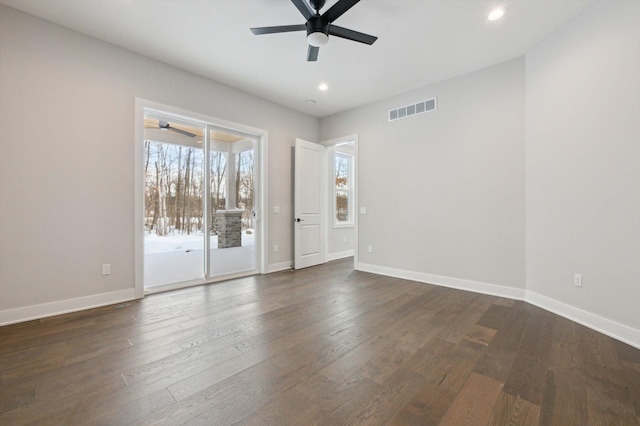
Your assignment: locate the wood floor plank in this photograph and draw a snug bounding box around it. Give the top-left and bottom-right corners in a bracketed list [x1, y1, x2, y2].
[0, 354, 66, 381]
[181, 384, 274, 426]
[472, 302, 532, 382]
[421, 339, 484, 394]
[251, 374, 327, 425]
[539, 368, 587, 425]
[463, 324, 497, 347]
[502, 306, 554, 405]
[241, 413, 269, 426]
[438, 372, 503, 426]
[622, 366, 640, 418]
[439, 294, 494, 344]
[83, 388, 176, 426]
[323, 290, 448, 385]
[122, 342, 241, 386]
[475, 304, 512, 330]
[388, 381, 457, 425]
[0, 386, 36, 415]
[5, 338, 182, 405]
[314, 373, 382, 424]
[345, 338, 458, 425]
[488, 391, 540, 426]
[131, 375, 250, 426]
[615, 339, 640, 366]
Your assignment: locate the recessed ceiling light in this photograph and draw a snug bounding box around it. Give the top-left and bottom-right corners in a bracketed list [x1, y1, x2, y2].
[318, 83, 328, 91]
[488, 8, 505, 21]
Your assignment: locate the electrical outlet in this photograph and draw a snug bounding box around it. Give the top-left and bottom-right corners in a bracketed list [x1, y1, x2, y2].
[574, 273, 582, 287]
[360, 207, 367, 214]
[343, 236, 348, 243]
[274, 245, 279, 252]
[274, 206, 280, 214]
[102, 264, 111, 276]
[367, 245, 373, 253]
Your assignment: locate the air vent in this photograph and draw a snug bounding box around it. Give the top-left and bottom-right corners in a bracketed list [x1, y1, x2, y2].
[389, 98, 437, 122]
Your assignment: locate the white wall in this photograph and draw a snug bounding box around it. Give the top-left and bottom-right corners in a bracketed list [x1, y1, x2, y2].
[0, 6, 319, 320]
[525, 2, 640, 333]
[321, 58, 526, 294]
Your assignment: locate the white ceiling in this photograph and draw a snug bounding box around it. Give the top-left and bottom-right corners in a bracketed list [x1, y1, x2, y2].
[1, 0, 595, 118]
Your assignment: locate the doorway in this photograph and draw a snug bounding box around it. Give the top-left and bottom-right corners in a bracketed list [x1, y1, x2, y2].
[135, 100, 266, 295]
[293, 135, 358, 269]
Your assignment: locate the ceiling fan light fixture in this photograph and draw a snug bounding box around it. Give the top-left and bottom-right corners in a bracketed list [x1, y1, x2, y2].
[307, 31, 329, 47]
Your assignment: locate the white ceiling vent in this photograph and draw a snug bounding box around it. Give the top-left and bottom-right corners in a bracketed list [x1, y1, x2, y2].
[389, 98, 437, 122]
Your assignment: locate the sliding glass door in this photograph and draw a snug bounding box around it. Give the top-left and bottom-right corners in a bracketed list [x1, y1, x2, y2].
[143, 116, 205, 288]
[209, 132, 255, 276]
[142, 111, 258, 291]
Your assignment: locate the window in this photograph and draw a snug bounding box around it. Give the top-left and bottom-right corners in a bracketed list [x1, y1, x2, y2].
[334, 148, 354, 227]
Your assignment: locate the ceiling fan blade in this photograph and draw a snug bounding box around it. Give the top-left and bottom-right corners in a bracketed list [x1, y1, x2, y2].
[323, 0, 360, 23]
[329, 25, 377, 45]
[169, 127, 197, 138]
[307, 45, 319, 61]
[251, 24, 306, 35]
[291, 0, 314, 20]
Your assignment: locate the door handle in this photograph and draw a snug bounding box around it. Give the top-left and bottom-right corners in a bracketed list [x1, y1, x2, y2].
[295, 218, 304, 222]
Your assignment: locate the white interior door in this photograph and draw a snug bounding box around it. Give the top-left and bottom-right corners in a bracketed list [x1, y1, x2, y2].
[294, 139, 325, 269]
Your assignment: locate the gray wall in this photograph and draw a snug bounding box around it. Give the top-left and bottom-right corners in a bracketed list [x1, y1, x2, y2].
[0, 6, 319, 313]
[525, 2, 640, 330]
[321, 58, 526, 290]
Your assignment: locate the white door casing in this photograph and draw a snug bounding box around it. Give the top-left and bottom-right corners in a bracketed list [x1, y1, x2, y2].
[294, 139, 325, 269]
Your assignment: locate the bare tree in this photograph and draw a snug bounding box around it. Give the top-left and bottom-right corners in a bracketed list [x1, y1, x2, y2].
[155, 144, 169, 236]
[174, 146, 183, 231]
[209, 151, 227, 234]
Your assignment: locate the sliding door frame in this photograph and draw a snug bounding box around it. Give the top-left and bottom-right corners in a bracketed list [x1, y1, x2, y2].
[134, 98, 268, 298]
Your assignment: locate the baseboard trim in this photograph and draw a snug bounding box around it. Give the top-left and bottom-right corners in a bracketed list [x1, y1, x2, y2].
[266, 261, 292, 273]
[525, 290, 639, 349]
[0, 288, 137, 326]
[356, 262, 526, 300]
[327, 250, 355, 262]
[355, 262, 639, 349]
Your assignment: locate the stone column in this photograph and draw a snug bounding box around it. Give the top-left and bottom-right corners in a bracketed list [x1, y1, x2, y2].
[216, 209, 243, 248]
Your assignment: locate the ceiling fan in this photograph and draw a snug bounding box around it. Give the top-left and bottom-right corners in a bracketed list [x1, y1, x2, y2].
[250, 0, 378, 61]
[146, 120, 197, 138]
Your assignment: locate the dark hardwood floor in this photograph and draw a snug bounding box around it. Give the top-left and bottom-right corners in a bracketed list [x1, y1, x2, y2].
[1, 258, 638, 425]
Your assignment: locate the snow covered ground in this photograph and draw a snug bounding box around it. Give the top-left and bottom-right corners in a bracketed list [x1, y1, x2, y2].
[144, 231, 255, 288]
